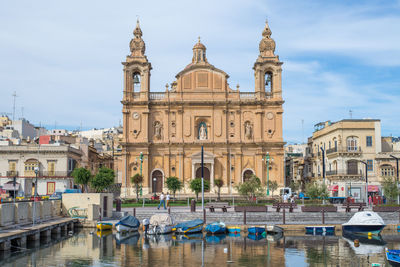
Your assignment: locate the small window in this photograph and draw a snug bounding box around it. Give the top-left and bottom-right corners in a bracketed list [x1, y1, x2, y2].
[367, 160, 373, 171]
[366, 136, 372, 147]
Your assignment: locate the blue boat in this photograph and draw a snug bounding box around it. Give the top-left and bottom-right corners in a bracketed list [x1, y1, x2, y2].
[228, 232, 241, 238]
[173, 219, 204, 234]
[115, 215, 140, 232]
[305, 226, 335, 235]
[386, 248, 400, 266]
[248, 226, 265, 235]
[205, 221, 227, 234]
[342, 211, 385, 235]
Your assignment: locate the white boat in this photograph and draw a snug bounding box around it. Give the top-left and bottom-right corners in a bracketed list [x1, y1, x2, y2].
[148, 214, 175, 235]
[342, 211, 385, 235]
[115, 215, 140, 233]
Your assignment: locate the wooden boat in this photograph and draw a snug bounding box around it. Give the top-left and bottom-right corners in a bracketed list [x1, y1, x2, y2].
[386, 248, 400, 266]
[173, 219, 204, 234]
[227, 226, 241, 234]
[116, 215, 140, 232]
[96, 222, 113, 231]
[205, 221, 227, 234]
[248, 226, 265, 235]
[148, 214, 175, 235]
[342, 211, 385, 235]
[266, 225, 283, 234]
[305, 226, 335, 235]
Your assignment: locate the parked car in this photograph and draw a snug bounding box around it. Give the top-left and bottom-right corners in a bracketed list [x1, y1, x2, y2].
[31, 196, 42, 201]
[49, 191, 63, 200]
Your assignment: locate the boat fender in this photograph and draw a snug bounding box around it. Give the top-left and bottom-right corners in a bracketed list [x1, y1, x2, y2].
[354, 239, 359, 247]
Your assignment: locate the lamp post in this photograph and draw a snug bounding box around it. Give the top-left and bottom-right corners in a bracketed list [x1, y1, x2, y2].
[33, 166, 39, 226]
[390, 155, 399, 204]
[320, 147, 326, 204]
[359, 160, 368, 205]
[153, 177, 157, 197]
[264, 152, 273, 196]
[139, 152, 143, 196]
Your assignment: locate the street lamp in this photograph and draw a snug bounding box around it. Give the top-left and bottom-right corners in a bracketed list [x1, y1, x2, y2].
[390, 155, 399, 204]
[263, 152, 273, 196]
[139, 152, 144, 196]
[33, 166, 39, 226]
[153, 177, 157, 197]
[359, 160, 368, 205]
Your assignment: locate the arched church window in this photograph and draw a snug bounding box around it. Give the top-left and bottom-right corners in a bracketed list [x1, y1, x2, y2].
[133, 72, 140, 91]
[265, 72, 272, 92]
[198, 122, 207, 140]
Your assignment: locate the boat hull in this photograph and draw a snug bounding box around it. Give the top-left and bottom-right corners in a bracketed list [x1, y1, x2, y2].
[266, 225, 283, 234]
[386, 248, 400, 266]
[248, 227, 265, 235]
[305, 226, 335, 235]
[148, 225, 174, 235]
[342, 225, 385, 235]
[227, 226, 241, 234]
[174, 220, 204, 234]
[96, 223, 113, 231]
[205, 224, 226, 234]
[116, 224, 139, 233]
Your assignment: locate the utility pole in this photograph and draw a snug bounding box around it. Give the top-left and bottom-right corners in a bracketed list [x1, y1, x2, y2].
[390, 155, 399, 204]
[359, 160, 368, 205]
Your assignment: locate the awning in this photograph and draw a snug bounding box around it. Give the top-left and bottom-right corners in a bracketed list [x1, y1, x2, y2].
[329, 185, 338, 191]
[368, 185, 380, 192]
[2, 183, 20, 191]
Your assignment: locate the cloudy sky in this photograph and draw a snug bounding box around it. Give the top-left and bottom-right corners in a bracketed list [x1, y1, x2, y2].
[0, 0, 399, 143]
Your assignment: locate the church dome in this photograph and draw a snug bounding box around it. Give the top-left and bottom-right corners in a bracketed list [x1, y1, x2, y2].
[193, 40, 206, 50]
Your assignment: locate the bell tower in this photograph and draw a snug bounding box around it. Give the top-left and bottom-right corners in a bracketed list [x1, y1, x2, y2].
[253, 20, 283, 99]
[122, 20, 152, 101]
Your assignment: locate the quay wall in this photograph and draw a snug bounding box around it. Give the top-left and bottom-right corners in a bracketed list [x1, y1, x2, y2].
[0, 200, 61, 227]
[62, 193, 113, 219]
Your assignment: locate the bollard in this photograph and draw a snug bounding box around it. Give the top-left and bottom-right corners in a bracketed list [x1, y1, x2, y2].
[282, 205, 286, 225]
[244, 209, 247, 225]
[168, 207, 171, 214]
[99, 208, 102, 221]
[203, 209, 206, 224]
[322, 208, 325, 224]
[133, 208, 136, 217]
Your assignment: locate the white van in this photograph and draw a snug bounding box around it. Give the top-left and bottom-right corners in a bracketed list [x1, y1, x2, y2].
[280, 187, 292, 196]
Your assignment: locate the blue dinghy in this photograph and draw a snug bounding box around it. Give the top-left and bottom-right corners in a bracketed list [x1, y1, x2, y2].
[248, 226, 265, 235]
[173, 219, 204, 234]
[205, 221, 226, 234]
[115, 215, 140, 232]
[386, 248, 400, 266]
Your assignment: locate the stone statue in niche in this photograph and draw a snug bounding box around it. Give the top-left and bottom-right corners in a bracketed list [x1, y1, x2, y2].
[244, 121, 252, 139]
[198, 122, 207, 140]
[154, 121, 162, 139]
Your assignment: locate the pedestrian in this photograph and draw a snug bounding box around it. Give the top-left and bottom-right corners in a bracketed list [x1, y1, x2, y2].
[158, 192, 166, 210]
[368, 195, 372, 207]
[166, 192, 170, 208]
[142, 218, 150, 235]
[283, 193, 288, 203]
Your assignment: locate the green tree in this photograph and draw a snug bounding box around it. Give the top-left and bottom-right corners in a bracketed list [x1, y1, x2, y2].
[91, 167, 115, 193]
[165, 176, 183, 200]
[71, 167, 92, 192]
[305, 182, 329, 202]
[236, 175, 264, 201]
[289, 180, 300, 193]
[382, 176, 398, 204]
[130, 173, 143, 202]
[214, 178, 224, 201]
[190, 178, 210, 200]
[267, 180, 278, 196]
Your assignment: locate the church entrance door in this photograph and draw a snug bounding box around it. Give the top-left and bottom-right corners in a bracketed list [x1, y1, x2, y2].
[152, 170, 163, 193]
[196, 167, 210, 192]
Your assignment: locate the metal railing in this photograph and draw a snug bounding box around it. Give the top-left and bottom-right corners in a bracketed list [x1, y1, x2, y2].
[326, 169, 362, 176]
[326, 146, 362, 155]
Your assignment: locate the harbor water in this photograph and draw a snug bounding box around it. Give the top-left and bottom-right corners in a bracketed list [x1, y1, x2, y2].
[1, 229, 399, 266]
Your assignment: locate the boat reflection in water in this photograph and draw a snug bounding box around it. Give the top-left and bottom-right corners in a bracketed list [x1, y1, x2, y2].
[247, 233, 265, 241]
[115, 231, 140, 245]
[173, 233, 203, 244]
[205, 234, 226, 243]
[342, 232, 386, 255]
[96, 229, 112, 238]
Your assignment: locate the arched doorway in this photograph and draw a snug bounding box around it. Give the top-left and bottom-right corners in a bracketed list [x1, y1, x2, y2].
[196, 167, 210, 192]
[151, 170, 163, 193]
[242, 169, 254, 182]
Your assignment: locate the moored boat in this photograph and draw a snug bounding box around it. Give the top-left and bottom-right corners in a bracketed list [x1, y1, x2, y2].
[266, 225, 283, 234]
[248, 226, 265, 235]
[305, 226, 335, 235]
[148, 214, 175, 235]
[227, 226, 241, 234]
[386, 248, 400, 266]
[173, 219, 204, 234]
[205, 221, 227, 234]
[342, 211, 385, 235]
[116, 215, 140, 232]
[96, 222, 113, 231]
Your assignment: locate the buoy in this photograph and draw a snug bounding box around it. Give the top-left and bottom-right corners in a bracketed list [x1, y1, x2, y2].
[354, 239, 359, 247]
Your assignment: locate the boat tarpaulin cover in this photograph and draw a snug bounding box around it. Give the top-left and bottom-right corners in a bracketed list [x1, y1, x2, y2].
[342, 211, 385, 226]
[175, 219, 203, 229]
[150, 214, 175, 226]
[117, 215, 140, 227]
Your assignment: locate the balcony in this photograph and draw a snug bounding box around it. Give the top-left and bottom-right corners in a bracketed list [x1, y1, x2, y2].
[149, 92, 165, 100]
[5, 171, 18, 177]
[326, 146, 362, 158]
[325, 169, 363, 180]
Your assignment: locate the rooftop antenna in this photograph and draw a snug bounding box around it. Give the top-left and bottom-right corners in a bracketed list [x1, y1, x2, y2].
[349, 109, 353, 119]
[12, 91, 18, 121]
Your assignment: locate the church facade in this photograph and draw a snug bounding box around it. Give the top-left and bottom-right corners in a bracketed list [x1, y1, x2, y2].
[121, 20, 285, 196]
